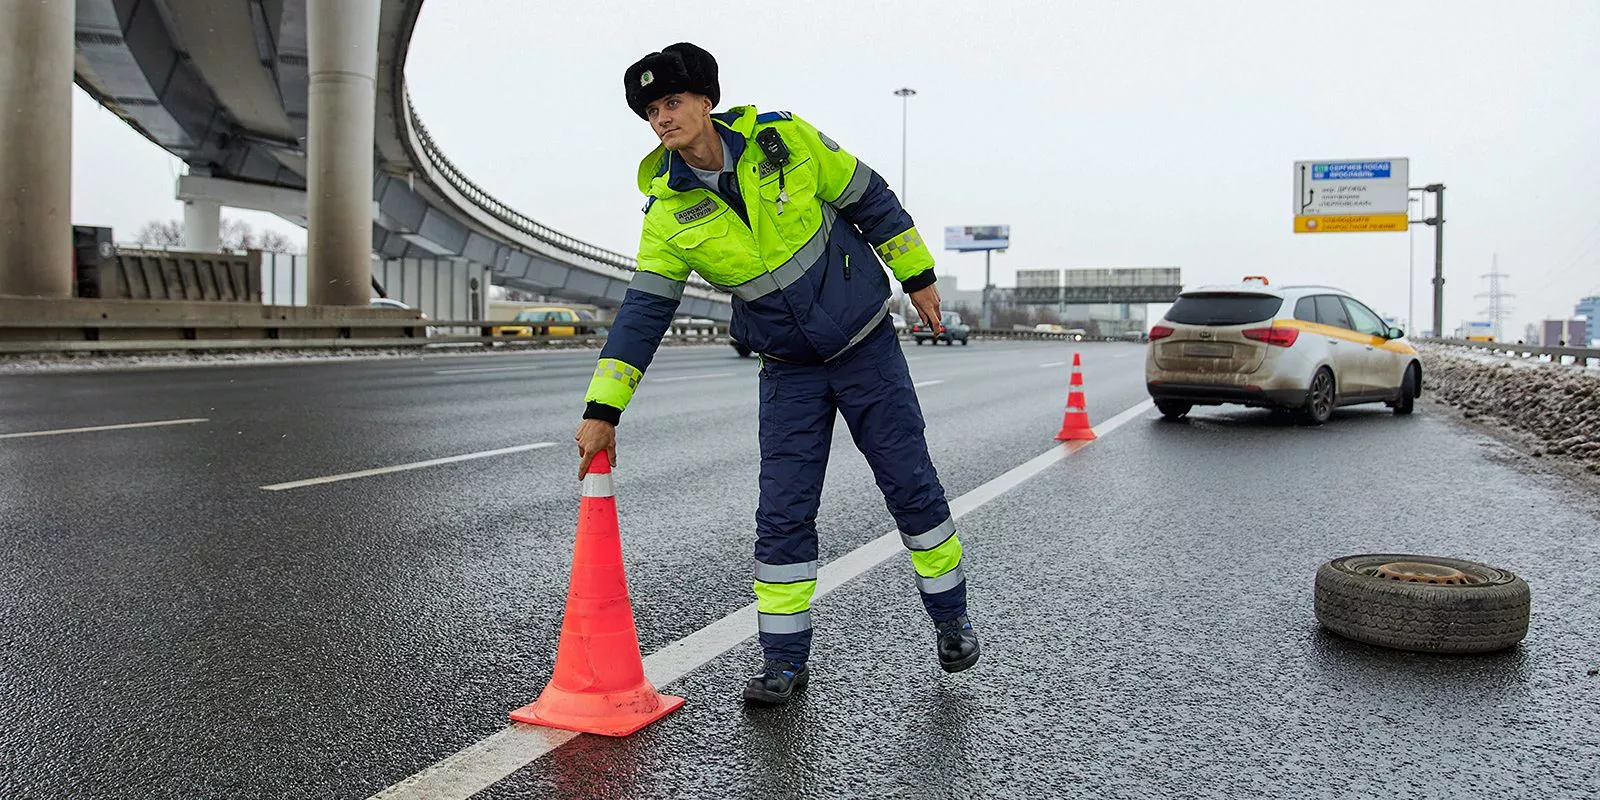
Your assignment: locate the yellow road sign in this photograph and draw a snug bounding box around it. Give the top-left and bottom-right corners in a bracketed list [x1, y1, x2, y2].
[1294, 214, 1408, 233]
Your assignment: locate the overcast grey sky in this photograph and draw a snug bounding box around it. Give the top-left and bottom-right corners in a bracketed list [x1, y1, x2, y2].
[71, 0, 1600, 336]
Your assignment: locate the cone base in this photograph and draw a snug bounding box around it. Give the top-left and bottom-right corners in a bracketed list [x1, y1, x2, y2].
[510, 682, 685, 737]
[1057, 410, 1096, 441]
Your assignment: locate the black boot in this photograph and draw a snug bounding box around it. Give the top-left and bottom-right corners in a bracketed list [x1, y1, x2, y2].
[742, 659, 809, 705]
[935, 615, 980, 673]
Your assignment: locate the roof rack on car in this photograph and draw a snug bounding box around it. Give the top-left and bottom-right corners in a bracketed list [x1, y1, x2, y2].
[1279, 285, 1351, 293]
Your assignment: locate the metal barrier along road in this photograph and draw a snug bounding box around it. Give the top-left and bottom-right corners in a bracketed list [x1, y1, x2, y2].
[0, 319, 1143, 356]
[1424, 338, 1600, 368]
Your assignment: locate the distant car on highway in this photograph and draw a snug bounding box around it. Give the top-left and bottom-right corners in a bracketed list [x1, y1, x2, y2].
[492, 306, 606, 338]
[912, 311, 970, 346]
[1144, 278, 1422, 424]
[369, 297, 433, 336]
[1033, 324, 1086, 341]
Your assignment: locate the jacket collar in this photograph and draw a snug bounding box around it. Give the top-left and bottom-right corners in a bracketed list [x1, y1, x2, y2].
[638, 105, 758, 198]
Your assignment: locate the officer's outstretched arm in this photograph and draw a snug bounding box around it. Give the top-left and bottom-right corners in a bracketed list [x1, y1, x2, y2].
[582, 227, 691, 426]
[790, 115, 937, 294]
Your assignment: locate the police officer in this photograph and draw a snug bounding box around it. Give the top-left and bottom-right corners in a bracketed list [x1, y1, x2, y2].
[575, 42, 978, 705]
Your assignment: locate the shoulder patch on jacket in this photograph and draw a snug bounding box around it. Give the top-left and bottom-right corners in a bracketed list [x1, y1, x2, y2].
[674, 197, 718, 224]
[755, 111, 793, 123]
[816, 130, 842, 151]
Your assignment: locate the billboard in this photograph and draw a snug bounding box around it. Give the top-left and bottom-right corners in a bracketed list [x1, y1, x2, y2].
[945, 225, 1010, 251]
[1293, 158, 1409, 233]
[1016, 269, 1061, 288]
[1012, 267, 1183, 305]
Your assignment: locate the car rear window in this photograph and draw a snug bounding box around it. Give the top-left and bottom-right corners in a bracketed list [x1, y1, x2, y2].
[1164, 293, 1282, 325]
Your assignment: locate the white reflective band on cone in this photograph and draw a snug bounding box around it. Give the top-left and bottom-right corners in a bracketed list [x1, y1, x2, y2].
[582, 472, 614, 498]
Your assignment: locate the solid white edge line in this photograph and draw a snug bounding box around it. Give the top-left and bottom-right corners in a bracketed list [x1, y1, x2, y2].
[435, 365, 545, 375]
[368, 399, 1156, 799]
[1039, 361, 1066, 368]
[0, 418, 209, 440]
[912, 380, 945, 388]
[651, 372, 738, 384]
[261, 443, 557, 491]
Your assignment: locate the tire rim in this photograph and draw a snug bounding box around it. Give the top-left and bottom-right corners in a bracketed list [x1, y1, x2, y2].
[1370, 561, 1480, 585]
[1335, 554, 1511, 587]
[1311, 371, 1334, 418]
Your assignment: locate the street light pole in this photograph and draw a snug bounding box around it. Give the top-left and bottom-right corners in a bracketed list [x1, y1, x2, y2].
[894, 88, 916, 204]
[893, 87, 917, 321]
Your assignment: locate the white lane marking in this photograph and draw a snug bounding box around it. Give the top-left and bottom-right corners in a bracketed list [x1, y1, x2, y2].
[1039, 361, 1066, 368]
[435, 365, 543, 375]
[652, 372, 737, 384]
[913, 379, 945, 388]
[369, 399, 1156, 799]
[261, 443, 557, 491]
[0, 418, 209, 440]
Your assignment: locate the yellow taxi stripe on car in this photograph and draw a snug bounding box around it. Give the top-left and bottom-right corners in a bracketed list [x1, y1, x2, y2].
[1270, 319, 1414, 354]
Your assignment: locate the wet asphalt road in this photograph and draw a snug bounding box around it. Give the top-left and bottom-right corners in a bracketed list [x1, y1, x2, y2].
[1, 340, 1596, 799]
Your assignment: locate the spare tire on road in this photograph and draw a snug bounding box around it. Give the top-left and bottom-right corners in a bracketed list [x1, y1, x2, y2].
[1314, 554, 1530, 654]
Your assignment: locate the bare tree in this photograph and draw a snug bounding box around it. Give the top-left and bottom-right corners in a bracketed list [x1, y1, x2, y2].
[255, 228, 299, 254]
[133, 220, 184, 247]
[132, 218, 301, 253]
[219, 218, 256, 250]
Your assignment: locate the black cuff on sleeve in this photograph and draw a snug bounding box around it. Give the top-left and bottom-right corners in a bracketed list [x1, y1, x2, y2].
[583, 401, 622, 425]
[900, 269, 937, 294]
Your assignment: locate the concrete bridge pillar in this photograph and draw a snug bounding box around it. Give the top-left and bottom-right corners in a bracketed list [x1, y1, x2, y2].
[183, 199, 222, 252]
[306, 0, 380, 305]
[0, 0, 74, 297]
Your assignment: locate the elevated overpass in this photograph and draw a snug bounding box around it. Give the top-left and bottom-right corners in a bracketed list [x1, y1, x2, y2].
[66, 0, 730, 320]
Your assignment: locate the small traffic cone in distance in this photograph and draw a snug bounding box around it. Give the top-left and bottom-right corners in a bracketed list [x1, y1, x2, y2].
[509, 451, 684, 736]
[1056, 353, 1097, 441]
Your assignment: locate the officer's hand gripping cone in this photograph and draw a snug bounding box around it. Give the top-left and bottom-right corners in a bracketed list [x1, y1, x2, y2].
[508, 452, 684, 736]
[1055, 352, 1097, 441]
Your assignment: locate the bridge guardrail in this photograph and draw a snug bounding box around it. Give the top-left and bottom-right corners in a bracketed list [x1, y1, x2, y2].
[1421, 338, 1599, 368]
[406, 92, 720, 297]
[0, 319, 1143, 356]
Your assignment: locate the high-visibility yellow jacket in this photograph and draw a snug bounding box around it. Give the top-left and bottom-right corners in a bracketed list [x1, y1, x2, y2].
[584, 105, 936, 422]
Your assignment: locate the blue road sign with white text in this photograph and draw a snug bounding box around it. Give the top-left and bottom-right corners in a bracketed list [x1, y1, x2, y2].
[1312, 162, 1393, 180]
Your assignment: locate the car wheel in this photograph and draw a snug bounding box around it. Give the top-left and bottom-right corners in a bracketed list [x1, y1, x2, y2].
[1155, 400, 1191, 420]
[1314, 554, 1530, 653]
[1297, 367, 1336, 426]
[959, 337, 969, 346]
[1394, 364, 1418, 416]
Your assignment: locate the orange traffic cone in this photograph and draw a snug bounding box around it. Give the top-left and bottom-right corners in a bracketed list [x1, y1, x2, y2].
[509, 451, 684, 736]
[1056, 353, 1097, 441]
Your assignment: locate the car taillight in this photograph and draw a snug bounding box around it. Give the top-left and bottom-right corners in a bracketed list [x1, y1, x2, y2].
[1242, 326, 1299, 347]
[939, 326, 946, 333]
[1149, 325, 1175, 341]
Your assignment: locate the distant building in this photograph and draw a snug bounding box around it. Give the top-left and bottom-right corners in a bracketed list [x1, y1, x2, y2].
[1576, 296, 1600, 345]
[1539, 319, 1587, 347]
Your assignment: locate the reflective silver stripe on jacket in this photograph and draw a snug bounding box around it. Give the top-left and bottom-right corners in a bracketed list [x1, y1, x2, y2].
[833, 162, 873, 209]
[723, 206, 838, 303]
[826, 300, 890, 362]
[629, 269, 686, 301]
